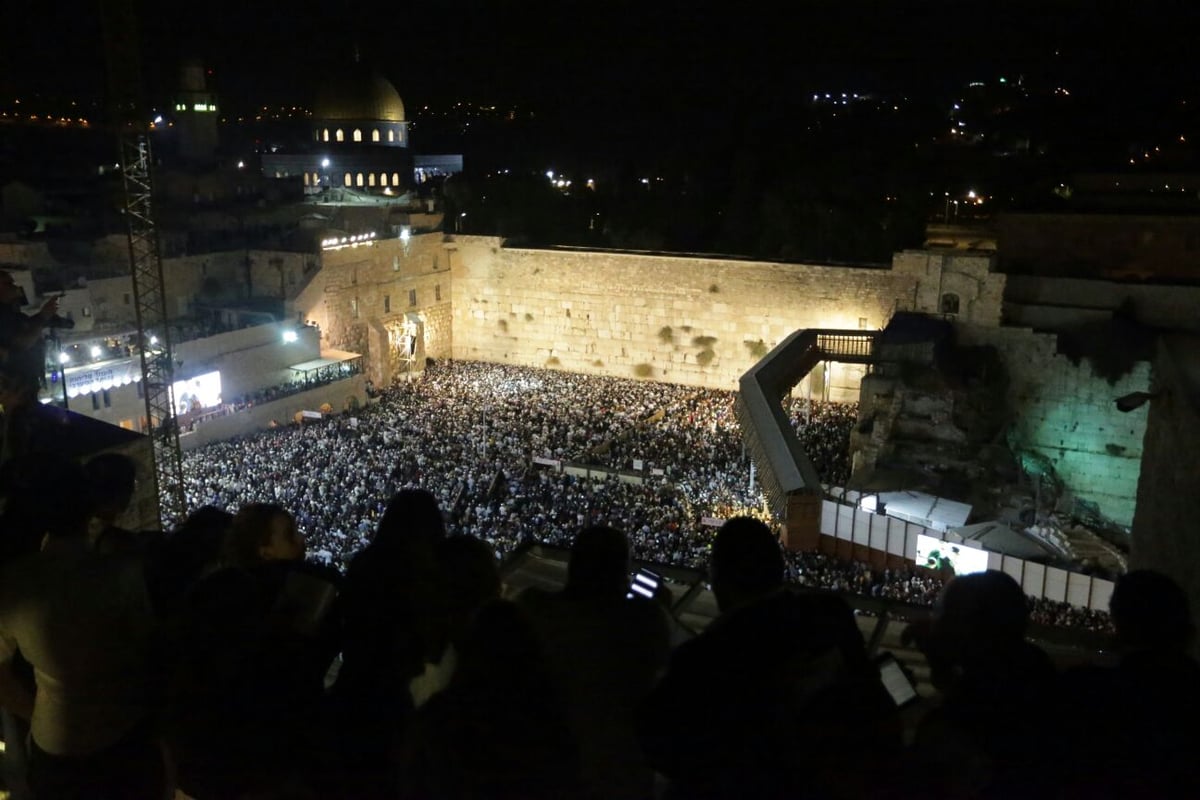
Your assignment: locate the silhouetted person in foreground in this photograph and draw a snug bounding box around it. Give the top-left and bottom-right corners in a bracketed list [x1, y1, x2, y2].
[333, 488, 448, 796]
[85, 452, 147, 556]
[167, 503, 340, 797]
[639, 517, 898, 799]
[1057, 569, 1200, 797]
[0, 271, 59, 395]
[403, 599, 583, 800]
[0, 454, 164, 800]
[906, 570, 1057, 799]
[519, 525, 669, 800]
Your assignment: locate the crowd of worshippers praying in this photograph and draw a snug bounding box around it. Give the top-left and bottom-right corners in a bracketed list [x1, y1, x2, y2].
[0, 462, 1195, 798]
[180, 360, 1109, 631]
[183, 361, 856, 570]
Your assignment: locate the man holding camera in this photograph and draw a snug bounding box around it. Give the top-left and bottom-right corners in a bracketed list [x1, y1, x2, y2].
[0, 271, 63, 396]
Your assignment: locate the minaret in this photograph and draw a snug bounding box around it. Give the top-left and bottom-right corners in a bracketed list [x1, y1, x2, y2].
[174, 59, 220, 162]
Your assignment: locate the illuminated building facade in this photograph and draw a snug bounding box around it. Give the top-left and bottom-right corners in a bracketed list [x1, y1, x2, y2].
[173, 59, 220, 162]
[261, 59, 413, 194]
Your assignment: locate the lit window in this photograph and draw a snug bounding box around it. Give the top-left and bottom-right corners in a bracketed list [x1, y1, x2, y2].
[323, 128, 330, 142]
[303, 173, 310, 186]
[387, 130, 394, 142]
[392, 172, 400, 186]
[356, 173, 364, 187]
[353, 129, 362, 142]
[336, 129, 344, 142]
[372, 129, 380, 142]
[940, 293, 961, 315]
[344, 172, 352, 187]
[379, 173, 387, 186]
[408, 289, 417, 306]
[368, 173, 375, 187]
[312, 172, 319, 185]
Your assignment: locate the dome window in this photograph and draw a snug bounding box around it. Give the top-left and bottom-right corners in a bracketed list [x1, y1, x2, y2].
[387, 130, 394, 142]
[323, 129, 330, 142]
[372, 129, 380, 142]
[353, 129, 363, 142]
[356, 173, 364, 187]
[940, 293, 961, 315]
[344, 173, 352, 187]
[368, 173, 376, 187]
[392, 172, 400, 186]
[336, 129, 345, 142]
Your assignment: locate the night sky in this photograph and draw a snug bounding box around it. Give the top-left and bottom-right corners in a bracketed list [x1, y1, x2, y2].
[4, 0, 1197, 116]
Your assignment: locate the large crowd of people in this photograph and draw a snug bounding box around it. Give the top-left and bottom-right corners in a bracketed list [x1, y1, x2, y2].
[179, 360, 1110, 633]
[4, 346, 1195, 798]
[180, 361, 867, 576]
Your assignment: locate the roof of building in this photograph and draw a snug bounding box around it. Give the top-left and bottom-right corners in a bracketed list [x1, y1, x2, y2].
[313, 65, 405, 123]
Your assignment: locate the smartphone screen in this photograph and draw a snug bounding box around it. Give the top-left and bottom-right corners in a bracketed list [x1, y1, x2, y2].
[877, 654, 919, 708]
[628, 568, 661, 600]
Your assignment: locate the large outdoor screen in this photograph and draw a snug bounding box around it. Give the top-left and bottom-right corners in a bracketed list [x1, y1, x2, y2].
[173, 370, 222, 414]
[916, 534, 989, 577]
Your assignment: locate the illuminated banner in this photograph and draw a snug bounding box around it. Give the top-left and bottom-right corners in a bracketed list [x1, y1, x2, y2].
[64, 359, 141, 398]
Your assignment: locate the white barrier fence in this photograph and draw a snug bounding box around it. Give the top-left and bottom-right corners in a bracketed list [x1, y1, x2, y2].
[821, 489, 1114, 612]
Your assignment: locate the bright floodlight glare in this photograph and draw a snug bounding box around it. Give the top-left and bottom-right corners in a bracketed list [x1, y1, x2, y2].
[149, 335, 158, 346]
[859, 495, 878, 513]
[282, 330, 299, 343]
[321, 158, 331, 168]
[399, 227, 411, 241]
[90, 345, 102, 359]
[58, 352, 70, 364]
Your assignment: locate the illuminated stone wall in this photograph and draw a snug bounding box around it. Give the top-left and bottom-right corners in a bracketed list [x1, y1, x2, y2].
[448, 238, 927, 397]
[957, 323, 1151, 527]
[292, 233, 453, 385]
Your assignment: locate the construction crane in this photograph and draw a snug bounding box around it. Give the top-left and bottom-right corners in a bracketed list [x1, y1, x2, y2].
[100, 0, 188, 528]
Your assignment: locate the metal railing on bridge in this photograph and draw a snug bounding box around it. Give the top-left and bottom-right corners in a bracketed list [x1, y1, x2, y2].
[736, 328, 881, 538]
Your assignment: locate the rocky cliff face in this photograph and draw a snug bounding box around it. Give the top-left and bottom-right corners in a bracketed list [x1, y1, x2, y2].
[850, 331, 1127, 576]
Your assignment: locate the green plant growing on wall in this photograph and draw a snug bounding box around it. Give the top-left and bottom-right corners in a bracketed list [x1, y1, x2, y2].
[680, 325, 692, 333]
[745, 339, 768, 359]
[546, 356, 561, 367]
[498, 319, 508, 332]
[633, 363, 654, 378]
[593, 359, 604, 367]
[696, 349, 716, 367]
[709, 284, 719, 293]
[525, 313, 534, 322]
[692, 335, 718, 349]
[658, 326, 674, 344]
